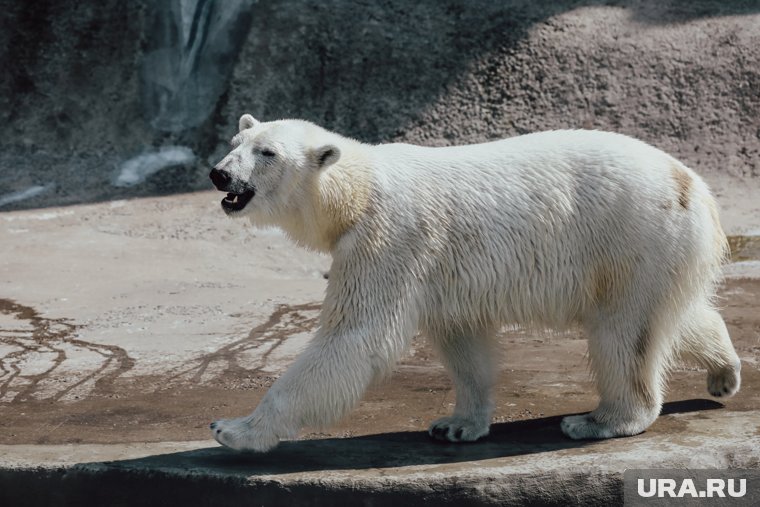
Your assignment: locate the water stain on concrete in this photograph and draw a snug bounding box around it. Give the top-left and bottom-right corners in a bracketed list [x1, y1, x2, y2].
[0, 299, 134, 403]
[166, 302, 321, 386]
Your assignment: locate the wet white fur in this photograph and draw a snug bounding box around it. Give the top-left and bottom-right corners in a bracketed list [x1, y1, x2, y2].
[210, 115, 740, 451]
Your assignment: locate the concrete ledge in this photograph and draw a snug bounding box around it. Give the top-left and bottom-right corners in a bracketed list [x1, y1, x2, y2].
[2, 405, 758, 506]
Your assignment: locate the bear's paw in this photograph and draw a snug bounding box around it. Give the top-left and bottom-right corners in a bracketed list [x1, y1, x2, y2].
[210, 417, 279, 452]
[707, 361, 741, 398]
[428, 415, 490, 443]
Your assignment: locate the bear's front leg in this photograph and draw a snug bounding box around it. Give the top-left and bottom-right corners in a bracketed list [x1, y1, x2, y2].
[211, 320, 410, 451]
[211, 253, 415, 452]
[210, 335, 370, 451]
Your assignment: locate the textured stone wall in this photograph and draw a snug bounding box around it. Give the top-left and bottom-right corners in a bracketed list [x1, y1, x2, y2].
[0, 0, 758, 208]
[224, 1, 760, 178]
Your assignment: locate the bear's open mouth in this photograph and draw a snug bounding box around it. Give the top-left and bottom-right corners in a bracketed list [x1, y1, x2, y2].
[221, 190, 255, 212]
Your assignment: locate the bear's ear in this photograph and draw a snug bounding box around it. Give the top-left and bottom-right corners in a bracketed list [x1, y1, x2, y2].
[238, 114, 259, 132]
[313, 144, 341, 169]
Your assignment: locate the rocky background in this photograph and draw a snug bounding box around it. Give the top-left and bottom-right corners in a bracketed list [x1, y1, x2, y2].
[0, 0, 758, 209]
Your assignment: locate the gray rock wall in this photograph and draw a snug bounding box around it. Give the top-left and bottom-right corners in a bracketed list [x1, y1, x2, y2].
[224, 1, 760, 178]
[0, 0, 147, 155]
[0, 0, 758, 209]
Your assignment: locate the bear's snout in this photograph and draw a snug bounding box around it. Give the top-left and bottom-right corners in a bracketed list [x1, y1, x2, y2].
[209, 168, 231, 191]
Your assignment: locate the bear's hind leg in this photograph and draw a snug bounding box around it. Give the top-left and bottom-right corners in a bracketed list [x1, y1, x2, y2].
[561, 314, 670, 440]
[428, 329, 497, 442]
[677, 304, 741, 398]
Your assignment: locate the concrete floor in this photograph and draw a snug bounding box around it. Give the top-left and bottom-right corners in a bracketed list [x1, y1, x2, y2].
[1, 191, 759, 505]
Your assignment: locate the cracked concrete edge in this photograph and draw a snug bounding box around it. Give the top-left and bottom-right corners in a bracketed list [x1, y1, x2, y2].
[1, 410, 759, 506]
[0, 462, 625, 506]
[0, 471, 621, 507]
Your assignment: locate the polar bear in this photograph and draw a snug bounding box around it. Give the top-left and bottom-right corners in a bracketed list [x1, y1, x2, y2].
[207, 114, 741, 452]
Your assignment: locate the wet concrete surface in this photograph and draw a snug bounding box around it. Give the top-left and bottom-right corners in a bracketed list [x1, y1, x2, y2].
[0, 276, 758, 447]
[0, 191, 758, 504]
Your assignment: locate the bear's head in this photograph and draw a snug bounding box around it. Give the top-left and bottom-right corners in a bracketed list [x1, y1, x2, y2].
[209, 114, 341, 220]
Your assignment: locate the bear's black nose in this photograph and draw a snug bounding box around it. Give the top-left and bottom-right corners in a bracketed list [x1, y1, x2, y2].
[209, 168, 231, 190]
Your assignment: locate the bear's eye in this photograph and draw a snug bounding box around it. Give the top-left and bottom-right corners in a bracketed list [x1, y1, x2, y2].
[260, 149, 276, 158]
